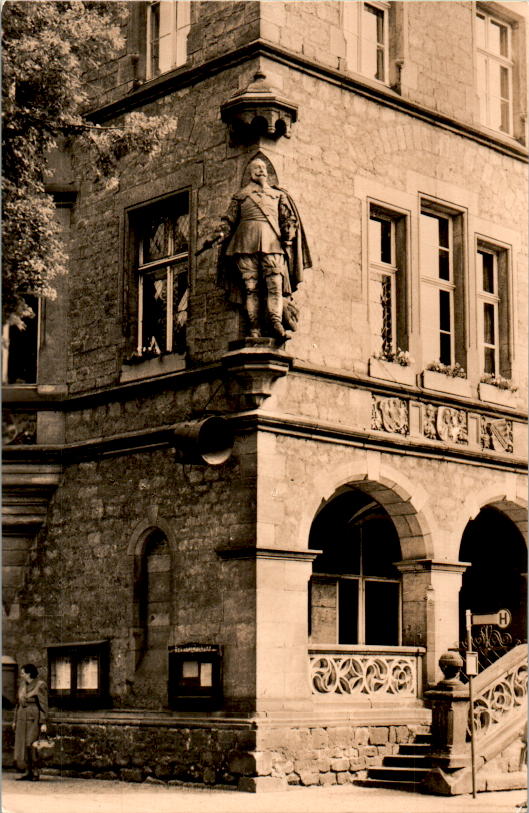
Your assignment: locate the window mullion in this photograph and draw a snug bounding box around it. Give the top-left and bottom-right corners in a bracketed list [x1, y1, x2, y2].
[167, 266, 174, 352]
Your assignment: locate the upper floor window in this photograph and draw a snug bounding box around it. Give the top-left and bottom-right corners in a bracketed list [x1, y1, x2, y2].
[368, 204, 408, 358]
[147, 0, 191, 79]
[476, 9, 513, 134]
[132, 193, 189, 359]
[420, 203, 465, 370]
[343, 1, 389, 84]
[476, 241, 511, 378]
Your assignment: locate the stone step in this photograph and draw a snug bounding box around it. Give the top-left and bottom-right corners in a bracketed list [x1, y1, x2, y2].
[355, 778, 426, 793]
[413, 733, 432, 744]
[384, 754, 433, 769]
[368, 765, 431, 782]
[399, 743, 432, 755]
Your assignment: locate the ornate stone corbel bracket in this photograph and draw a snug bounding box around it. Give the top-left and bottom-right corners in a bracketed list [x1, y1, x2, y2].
[221, 339, 292, 410]
[220, 72, 298, 144]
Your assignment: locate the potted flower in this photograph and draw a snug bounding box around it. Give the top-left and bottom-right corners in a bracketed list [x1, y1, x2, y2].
[369, 349, 416, 387]
[479, 374, 518, 408]
[421, 361, 471, 398]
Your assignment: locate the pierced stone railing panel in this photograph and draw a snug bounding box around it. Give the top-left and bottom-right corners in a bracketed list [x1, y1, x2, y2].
[309, 647, 424, 698]
[471, 656, 528, 740]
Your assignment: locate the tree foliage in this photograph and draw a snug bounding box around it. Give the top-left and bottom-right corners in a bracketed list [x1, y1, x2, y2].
[2, 1, 176, 326]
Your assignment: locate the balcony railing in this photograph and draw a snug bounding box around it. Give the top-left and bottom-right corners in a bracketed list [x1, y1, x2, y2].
[309, 645, 425, 699]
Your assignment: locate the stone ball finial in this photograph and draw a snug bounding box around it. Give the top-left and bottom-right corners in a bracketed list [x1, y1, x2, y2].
[439, 649, 464, 684]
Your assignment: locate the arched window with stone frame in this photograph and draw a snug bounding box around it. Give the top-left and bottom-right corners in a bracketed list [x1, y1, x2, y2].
[128, 518, 176, 708]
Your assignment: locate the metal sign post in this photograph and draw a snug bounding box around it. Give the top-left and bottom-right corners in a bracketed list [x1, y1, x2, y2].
[465, 609, 477, 799]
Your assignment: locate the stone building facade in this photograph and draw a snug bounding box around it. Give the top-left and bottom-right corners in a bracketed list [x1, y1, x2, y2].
[3, 0, 527, 793]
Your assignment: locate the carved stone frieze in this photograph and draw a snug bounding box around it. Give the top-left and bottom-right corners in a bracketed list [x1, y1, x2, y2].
[372, 396, 408, 435]
[422, 404, 468, 444]
[423, 404, 437, 439]
[481, 416, 513, 453]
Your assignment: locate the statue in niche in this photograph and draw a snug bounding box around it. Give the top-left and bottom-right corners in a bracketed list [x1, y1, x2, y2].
[205, 156, 311, 341]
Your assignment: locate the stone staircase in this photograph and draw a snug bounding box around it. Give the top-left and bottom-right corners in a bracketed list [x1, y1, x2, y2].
[357, 732, 432, 792]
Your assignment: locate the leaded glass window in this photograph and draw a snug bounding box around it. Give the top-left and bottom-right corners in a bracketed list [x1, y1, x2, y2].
[137, 195, 189, 357]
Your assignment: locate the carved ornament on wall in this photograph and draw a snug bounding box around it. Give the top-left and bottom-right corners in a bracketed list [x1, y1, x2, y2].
[423, 404, 468, 444]
[481, 417, 513, 453]
[372, 396, 408, 435]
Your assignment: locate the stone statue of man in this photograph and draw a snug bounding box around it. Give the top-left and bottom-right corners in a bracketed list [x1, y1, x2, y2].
[212, 158, 311, 340]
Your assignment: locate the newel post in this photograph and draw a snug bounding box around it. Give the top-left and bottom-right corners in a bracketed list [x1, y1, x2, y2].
[424, 650, 470, 770]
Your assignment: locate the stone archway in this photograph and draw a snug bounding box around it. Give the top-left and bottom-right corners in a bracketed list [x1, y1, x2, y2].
[459, 500, 527, 665]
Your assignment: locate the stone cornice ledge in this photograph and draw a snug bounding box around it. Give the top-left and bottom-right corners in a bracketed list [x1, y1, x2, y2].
[216, 546, 321, 562]
[87, 40, 528, 163]
[234, 411, 527, 472]
[395, 559, 471, 575]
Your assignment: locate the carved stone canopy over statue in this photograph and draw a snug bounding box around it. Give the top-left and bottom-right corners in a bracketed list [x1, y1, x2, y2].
[207, 155, 311, 342]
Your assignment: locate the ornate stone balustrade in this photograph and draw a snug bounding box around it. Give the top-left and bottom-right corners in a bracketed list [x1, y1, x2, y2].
[471, 644, 528, 740]
[309, 646, 424, 699]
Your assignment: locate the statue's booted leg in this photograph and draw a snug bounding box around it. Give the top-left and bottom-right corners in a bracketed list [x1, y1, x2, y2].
[263, 258, 286, 339]
[239, 259, 261, 338]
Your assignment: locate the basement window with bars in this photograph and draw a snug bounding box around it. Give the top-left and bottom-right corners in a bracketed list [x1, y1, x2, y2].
[48, 640, 110, 708]
[131, 192, 190, 360]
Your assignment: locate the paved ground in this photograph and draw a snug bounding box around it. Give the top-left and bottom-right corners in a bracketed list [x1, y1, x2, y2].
[2, 773, 526, 813]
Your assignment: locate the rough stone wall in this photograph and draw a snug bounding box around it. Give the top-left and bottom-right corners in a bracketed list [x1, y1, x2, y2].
[2, 719, 429, 789]
[3, 433, 259, 711]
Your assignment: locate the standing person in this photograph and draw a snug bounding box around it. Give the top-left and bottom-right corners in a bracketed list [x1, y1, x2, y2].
[12, 663, 48, 781]
[212, 158, 311, 340]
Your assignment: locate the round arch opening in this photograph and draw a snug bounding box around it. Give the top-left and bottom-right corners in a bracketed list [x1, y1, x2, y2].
[308, 489, 402, 646]
[459, 504, 527, 657]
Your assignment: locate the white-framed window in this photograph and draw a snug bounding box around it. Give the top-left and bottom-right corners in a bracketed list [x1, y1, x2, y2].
[146, 0, 191, 79]
[477, 246, 499, 375]
[368, 203, 408, 358]
[476, 8, 513, 135]
[343, 1, 389, 84]
[134, 193, 189, 358]
[476, 240, 511, 378]
[420, 204, 465, 369]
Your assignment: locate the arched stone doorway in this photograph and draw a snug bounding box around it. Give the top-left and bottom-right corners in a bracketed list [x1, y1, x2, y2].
[459, 502, 527, 666]
[309, 489, 402, 646]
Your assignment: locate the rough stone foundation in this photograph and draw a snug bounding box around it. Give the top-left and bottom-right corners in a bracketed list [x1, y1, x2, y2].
[2, 718, 431, 791]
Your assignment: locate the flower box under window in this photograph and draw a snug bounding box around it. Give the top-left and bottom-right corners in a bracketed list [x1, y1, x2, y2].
[48, 640, 110, 709]
[478, 382, 518, 409]
[421, 370, 471, 399]
[369, 357, 416, 387]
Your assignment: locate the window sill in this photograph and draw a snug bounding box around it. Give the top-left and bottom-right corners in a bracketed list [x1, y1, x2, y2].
[478, 382, 518, 409]
[369, 358, 416, 387]
[421, 370, 472, 398]
[120, 354, 186, 383]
